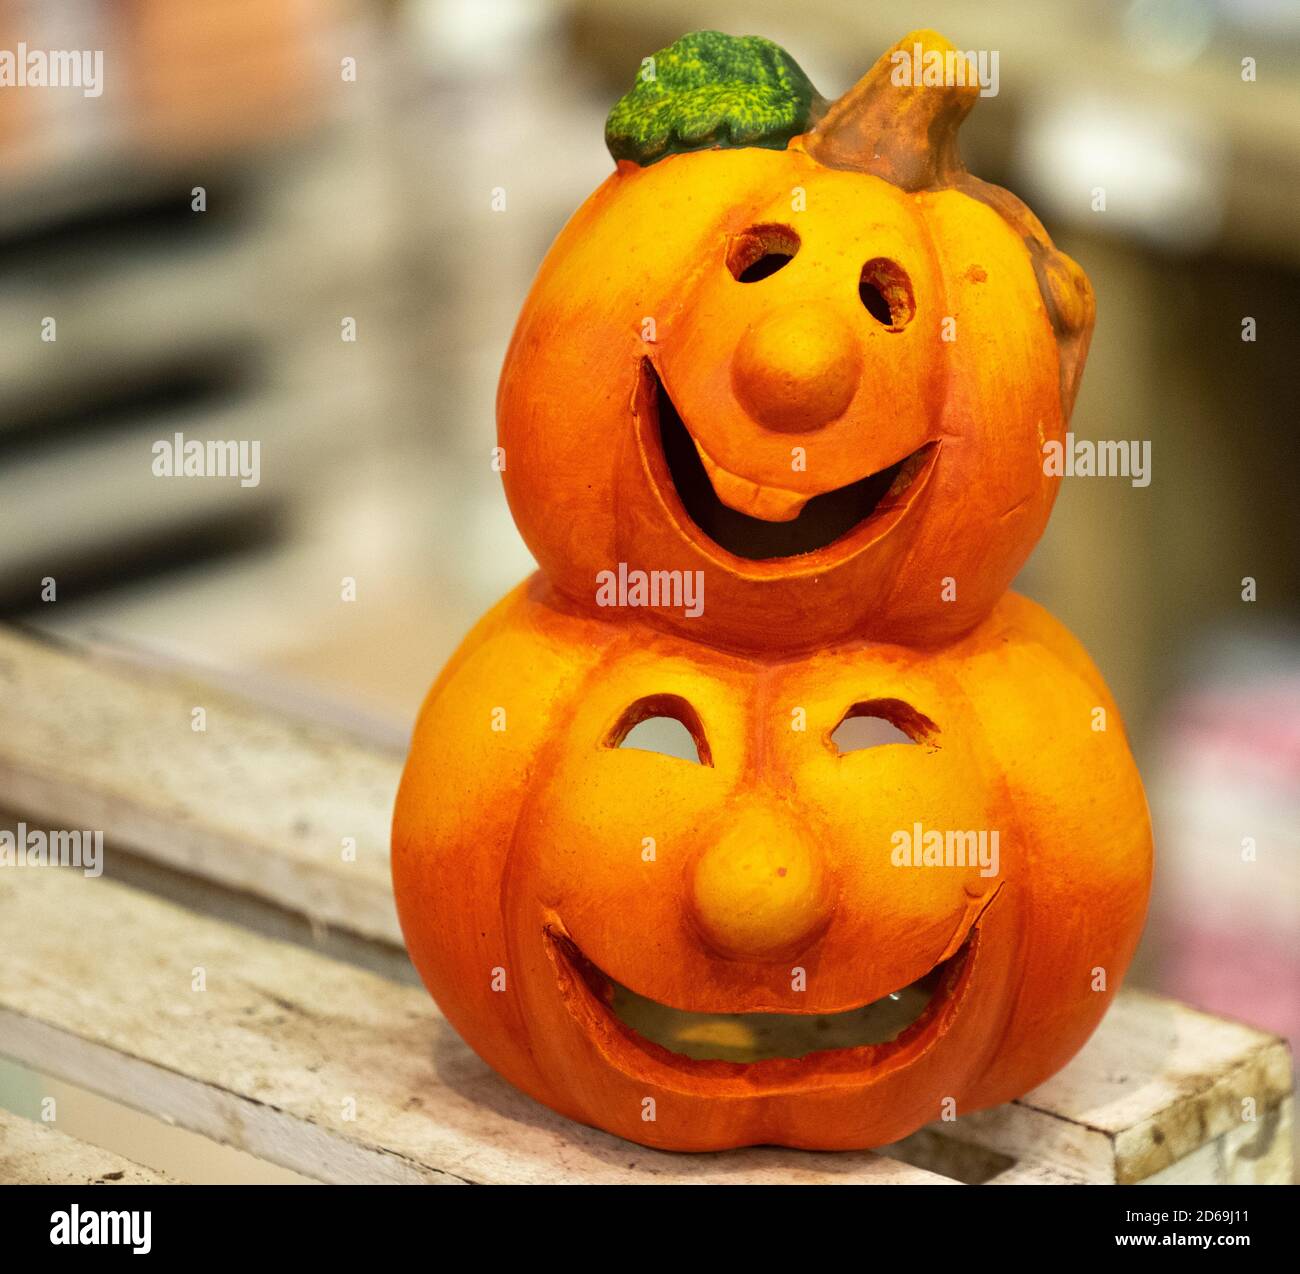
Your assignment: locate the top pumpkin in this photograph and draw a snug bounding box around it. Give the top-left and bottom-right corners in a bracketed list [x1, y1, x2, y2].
[498, 30, 1094, 652]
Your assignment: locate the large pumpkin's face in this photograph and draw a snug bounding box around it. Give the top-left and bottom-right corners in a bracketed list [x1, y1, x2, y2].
[392, 583, 1151, 1150]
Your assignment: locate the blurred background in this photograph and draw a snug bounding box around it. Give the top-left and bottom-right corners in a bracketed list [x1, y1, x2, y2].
[0, 0, 1296, 1176]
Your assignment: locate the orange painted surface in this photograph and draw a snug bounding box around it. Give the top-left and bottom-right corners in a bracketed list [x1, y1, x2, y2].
[498, 31, 1094, 653]
[393, 581, 1151, 1150]
[395, 30, 1147, 1152]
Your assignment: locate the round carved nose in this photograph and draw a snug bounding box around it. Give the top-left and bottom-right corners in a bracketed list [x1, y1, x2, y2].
[690, 811, 833, 960]
[731, 304, 861, 433]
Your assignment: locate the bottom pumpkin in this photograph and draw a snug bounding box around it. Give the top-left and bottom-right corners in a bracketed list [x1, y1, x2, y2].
[392, 577, 1152, 1151]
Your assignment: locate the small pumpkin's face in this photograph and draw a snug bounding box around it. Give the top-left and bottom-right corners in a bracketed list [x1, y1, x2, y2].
[392, 587, 1151, 1150]
[499, 142, 1087, 652]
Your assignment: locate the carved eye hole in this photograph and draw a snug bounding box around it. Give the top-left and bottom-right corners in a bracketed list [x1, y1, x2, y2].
[858, 258, 915, 329]
[831, 698, 937, 754]
[607, 694, 712, 766]
[727, 224, 800, 282]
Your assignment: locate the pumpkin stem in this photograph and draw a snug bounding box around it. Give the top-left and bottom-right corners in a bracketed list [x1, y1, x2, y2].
[803, 29, 977, 189]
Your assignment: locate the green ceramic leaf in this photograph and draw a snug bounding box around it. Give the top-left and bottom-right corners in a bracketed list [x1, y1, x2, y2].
[605, 31, 823, 166]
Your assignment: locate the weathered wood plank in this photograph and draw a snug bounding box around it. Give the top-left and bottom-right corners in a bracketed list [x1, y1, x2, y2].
[1137, 1097, 1293, 1185]
[0, 625, 1291, 1183]
[941, 991, 1293, 1183]
[0, 1108, 174, 1184]
[0, 869, 953, 1185]
[0, 627, 402, 945]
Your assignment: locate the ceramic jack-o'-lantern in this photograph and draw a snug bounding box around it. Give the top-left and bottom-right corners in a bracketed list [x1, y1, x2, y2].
[394, 29, 1150, 1153]
[498, 29, 1095, 653]
[393, 584, 1151, 1150]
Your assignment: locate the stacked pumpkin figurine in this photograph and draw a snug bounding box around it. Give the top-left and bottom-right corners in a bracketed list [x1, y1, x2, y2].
[393, 30, 1152, 1152]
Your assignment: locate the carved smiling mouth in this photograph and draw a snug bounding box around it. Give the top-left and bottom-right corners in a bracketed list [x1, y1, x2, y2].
[638, 360, 936, 562]
[545, 923, 980, 1078]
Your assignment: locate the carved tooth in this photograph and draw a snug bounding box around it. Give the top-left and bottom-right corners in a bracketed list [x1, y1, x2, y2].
[693, 437, 810, 522]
